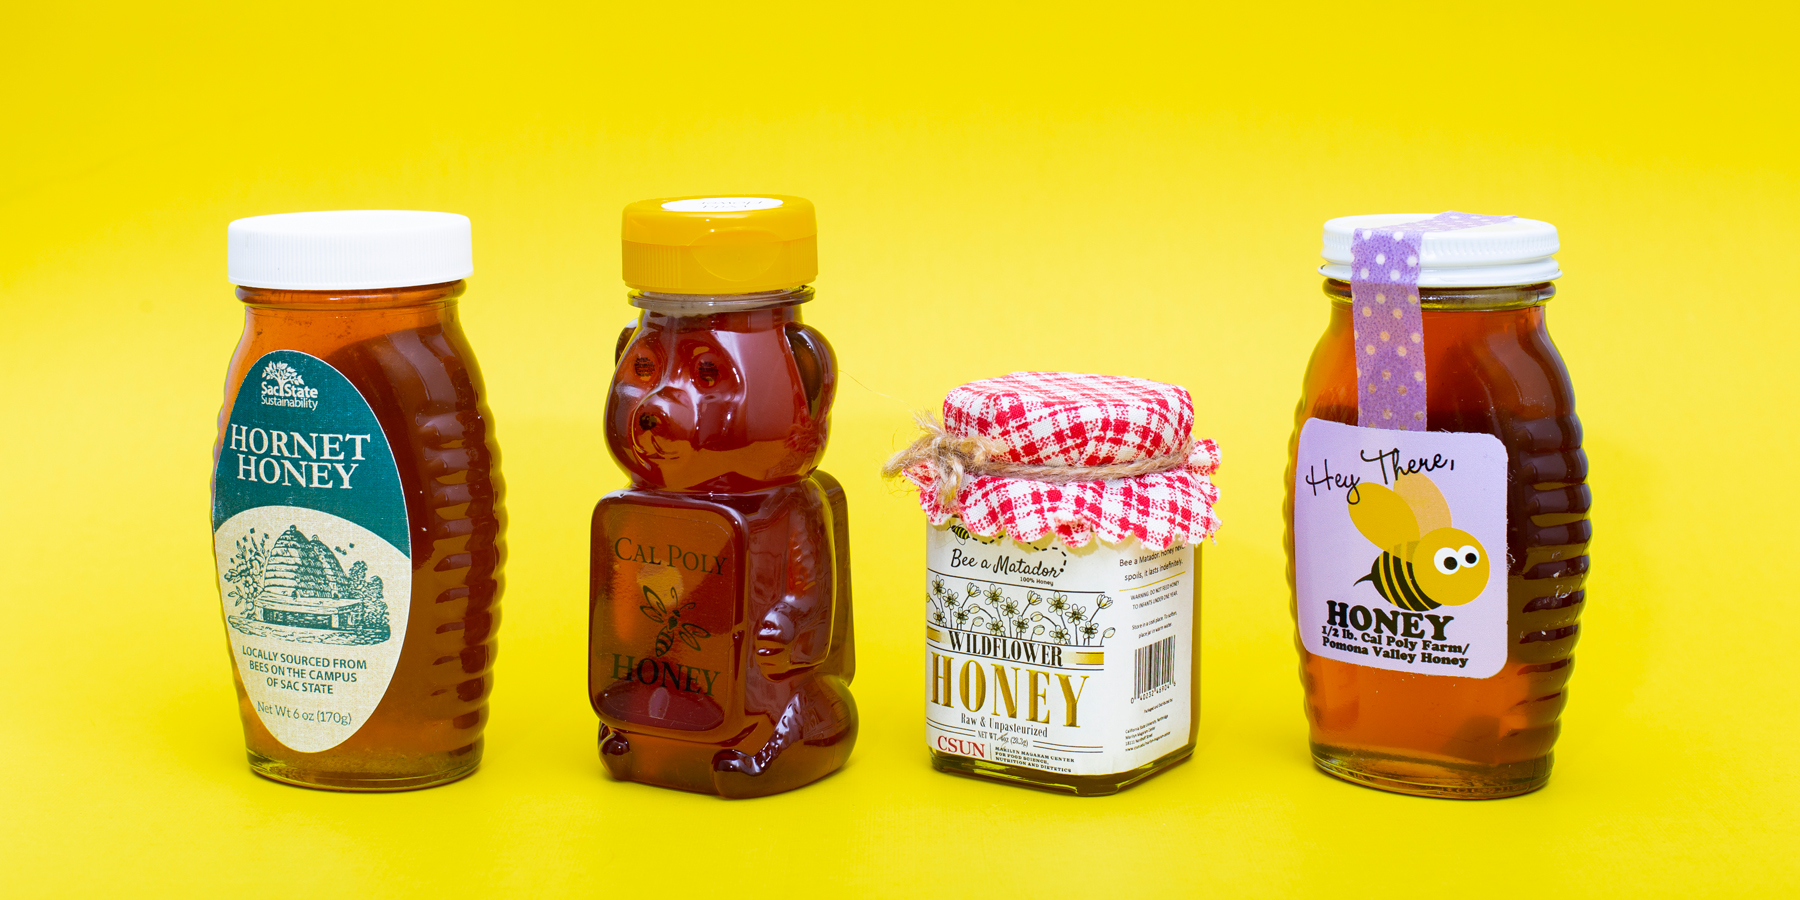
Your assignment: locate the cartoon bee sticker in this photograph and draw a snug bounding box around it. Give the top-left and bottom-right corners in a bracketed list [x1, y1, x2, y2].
[639, 585, 711, 656]
[1348, 473, 1490, 611]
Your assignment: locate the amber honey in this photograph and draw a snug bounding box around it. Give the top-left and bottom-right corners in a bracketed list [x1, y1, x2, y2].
[588, 196, 856, 798]
[1286, 280, 1588, 798]
[214, 279, 503, 790]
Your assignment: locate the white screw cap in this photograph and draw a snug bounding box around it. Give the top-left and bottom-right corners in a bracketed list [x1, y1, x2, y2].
[228, 210, 473, 290]
[1320, 214, 1560, 287]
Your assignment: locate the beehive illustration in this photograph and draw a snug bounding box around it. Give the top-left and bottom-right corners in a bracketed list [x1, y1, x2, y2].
[256, 525, 365, 629]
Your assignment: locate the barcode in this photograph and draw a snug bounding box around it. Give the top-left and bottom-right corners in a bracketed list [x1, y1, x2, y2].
[1134, 636, 1176, 698]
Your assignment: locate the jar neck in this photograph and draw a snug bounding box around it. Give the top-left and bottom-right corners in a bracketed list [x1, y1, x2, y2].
[629, 284, 812, 317]
[1323, 279, 1554, 310]
[236, 280, 466, 311]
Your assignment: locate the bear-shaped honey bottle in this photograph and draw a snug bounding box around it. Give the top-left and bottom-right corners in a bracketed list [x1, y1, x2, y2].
[590, 196, 856, 797]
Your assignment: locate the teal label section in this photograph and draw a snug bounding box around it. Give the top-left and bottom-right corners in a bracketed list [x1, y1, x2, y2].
[213, 350, 408, 556]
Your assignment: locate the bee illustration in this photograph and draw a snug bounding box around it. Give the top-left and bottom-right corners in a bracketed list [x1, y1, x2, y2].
[1348, 473, 1490, 611]
[639, 585, 710, 656]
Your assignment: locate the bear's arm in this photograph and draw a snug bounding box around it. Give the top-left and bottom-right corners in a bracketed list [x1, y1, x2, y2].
[753, 495, 835, 677]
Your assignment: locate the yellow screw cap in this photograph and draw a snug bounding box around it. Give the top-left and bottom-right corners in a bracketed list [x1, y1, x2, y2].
[622, 195, 817, 294]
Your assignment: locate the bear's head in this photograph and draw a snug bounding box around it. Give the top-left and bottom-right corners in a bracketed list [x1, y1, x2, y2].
[606, 311, 836, 492]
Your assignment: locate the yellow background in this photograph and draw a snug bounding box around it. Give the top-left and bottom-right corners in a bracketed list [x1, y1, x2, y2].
[3, 1, 1796, 895]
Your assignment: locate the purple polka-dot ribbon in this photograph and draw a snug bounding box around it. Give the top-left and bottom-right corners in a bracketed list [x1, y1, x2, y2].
[1351, 211, 1515, 430]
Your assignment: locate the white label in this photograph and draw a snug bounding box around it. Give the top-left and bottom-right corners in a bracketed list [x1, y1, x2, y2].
[1294, 419, 1508, 678]
[924, 521, 1193, 777]
[660, 197, 784, 212]
[214, 506, 412, 752]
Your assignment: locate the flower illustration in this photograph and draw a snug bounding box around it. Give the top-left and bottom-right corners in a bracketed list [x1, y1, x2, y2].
[1012, 617, 1030, 635]
[1068, 606, 1088, 624]
[953, 609, 972, 626]
[1081, 623, 1099, 640]
[1000, 599, 1019, 616]
[1096, 594, 1113, 610]
[1051, 628, 1069, 642]
[985, 619, 1004, 635]
[1048, 594, 1069, 613]
[984, 586, 1005, 606]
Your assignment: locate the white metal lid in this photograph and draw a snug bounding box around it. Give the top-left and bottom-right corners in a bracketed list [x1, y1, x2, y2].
[228, 210, 473, 290]
[1319, 214, 1560, 287]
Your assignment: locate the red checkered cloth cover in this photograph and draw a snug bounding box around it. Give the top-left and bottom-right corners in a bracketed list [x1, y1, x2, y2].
[902, 372, 1221, 549]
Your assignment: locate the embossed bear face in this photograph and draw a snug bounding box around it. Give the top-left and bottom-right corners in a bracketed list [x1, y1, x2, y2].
[607, 309, 835, 492]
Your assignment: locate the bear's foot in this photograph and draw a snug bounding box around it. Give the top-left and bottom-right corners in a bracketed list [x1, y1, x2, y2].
[597, 724, 636, 782]
[710, 676, 857, 799]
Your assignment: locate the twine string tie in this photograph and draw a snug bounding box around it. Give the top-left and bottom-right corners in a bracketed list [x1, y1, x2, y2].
[881, 412, 1195, 510]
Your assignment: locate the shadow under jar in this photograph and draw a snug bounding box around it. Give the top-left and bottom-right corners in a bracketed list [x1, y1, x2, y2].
[1285, 214, 1589, 799]
[211, 211, 504, 791]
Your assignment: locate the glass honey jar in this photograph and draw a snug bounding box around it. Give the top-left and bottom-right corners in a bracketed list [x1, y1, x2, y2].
[1285, 213, 1588, 798]
[888, 372, 1222, 795]
[211, 211, 504, 790]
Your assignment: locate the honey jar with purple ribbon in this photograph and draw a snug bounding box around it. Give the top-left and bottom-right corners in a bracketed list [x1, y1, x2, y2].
[1286, 213, 1590, 798]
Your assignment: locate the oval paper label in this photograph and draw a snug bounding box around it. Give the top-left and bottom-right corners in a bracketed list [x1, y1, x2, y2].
[211, 350, 411, 752]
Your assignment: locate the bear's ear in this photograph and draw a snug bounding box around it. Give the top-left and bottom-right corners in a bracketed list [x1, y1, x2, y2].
[614, 318, 639, 364]
[785, 323, 836, 418]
